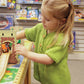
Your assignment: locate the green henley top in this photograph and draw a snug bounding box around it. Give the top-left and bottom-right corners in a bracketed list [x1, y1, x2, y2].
[25, 23, 71, 84]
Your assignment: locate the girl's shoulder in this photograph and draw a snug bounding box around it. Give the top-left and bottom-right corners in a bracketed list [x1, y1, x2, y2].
[55, 33, 64, 45]
[34, 23, 44, 33]
[36, 23, 43, 28]
[58, 33, 64, 40]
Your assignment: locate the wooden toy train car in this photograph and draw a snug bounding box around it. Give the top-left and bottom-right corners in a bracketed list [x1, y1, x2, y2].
[1, 43, 12, 53]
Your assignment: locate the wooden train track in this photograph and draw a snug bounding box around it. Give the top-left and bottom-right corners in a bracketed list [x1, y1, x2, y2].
[0, 51, 11, 80]
[0, 40, 32, 84]
[13, 41, 32, 84]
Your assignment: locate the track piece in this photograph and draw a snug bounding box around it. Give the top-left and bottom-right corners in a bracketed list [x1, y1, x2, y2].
[13, 41, 32, 84]
[0, 51, 11, 80]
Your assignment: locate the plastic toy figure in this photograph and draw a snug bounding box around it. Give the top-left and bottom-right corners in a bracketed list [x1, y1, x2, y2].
[1, 43, 12, 53]
[1, 43, 8, 53]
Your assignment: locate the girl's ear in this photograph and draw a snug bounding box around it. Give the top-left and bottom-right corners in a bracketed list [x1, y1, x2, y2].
[61, 18, 66, 25]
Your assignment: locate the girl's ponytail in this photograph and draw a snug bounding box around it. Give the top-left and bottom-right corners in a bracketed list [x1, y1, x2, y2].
[62, 0, 74, 47]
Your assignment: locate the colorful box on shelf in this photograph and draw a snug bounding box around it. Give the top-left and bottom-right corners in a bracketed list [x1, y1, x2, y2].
[0, 0, 7, 7]
[27, 9, 39, 20]
[7, 0, 16, 9]
[72, 0, 81, 5]
[73, 31, 76, 49]
[0, 15, 13, 30]
[16, 8, 27, 19]
[74, 8, 84, 22]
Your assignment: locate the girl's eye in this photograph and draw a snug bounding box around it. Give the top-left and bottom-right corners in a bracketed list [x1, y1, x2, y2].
[46, 18, 50, 21]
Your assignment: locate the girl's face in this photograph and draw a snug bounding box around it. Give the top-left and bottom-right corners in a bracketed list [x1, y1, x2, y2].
[41, 8, 60, 33]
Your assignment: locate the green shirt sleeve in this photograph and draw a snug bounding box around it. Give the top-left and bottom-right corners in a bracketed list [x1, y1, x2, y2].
[45, 33, 69, 64]
[25, 23, 42, 42]
[45, 45, 68, 64]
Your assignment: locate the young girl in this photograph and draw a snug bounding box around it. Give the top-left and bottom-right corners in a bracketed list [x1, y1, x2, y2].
[15, 0, 74, 84]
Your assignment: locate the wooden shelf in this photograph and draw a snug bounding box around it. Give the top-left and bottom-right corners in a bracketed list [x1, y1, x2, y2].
[16, 18, 38, 20]
[16, 2, 42, 5]
[74, 21, 84, 23]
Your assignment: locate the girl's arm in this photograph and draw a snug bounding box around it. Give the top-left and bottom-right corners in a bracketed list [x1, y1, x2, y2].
[15, 44, 54, 65]
[26, 51, 54, 65]
[16, 30, 26, 40]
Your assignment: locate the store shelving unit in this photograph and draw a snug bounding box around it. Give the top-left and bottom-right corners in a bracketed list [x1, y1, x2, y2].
[15, 0, 42, 26]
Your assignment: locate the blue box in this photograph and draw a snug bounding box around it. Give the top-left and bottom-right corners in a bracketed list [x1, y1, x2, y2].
[0, 15, 13, 30]
[27, 9, 39, 20]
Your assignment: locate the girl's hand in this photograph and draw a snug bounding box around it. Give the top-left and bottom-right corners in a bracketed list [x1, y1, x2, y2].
[15, 44, 28, 57]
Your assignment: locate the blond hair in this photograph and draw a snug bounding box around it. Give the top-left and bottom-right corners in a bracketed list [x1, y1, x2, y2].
[41, 0, 74, 48]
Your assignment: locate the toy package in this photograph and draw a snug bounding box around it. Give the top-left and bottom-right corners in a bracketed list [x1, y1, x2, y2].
[72, 0, 81, 5]
[69, 31, 76, 51]
[0, 68, 19, 84]
[0, 0, 7, 7]
[7, 0, 16, 9]
[72, 31, 76, 49]
[27, 7, 39, 20]
[74, 9, 84, 22]
[17, 0, 23, 3]
[16, 7, 27, 19]
[0, 15, 13, 30]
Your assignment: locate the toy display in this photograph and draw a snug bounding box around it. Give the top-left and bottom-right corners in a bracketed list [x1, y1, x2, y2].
[16, 7, 27, 19]
[16, 6, 39, 20]
[0, 40, 32, 84]
[0, 30, 18, 81]
[0, 0, 7, 7]
[72, 0, 81, 5]
[7, 0, 16, 9]
[0, 30, 19, 64]
[27, 8, 39, 20]
[74, 9, 84, 22]
[0, 15, 13, 30]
